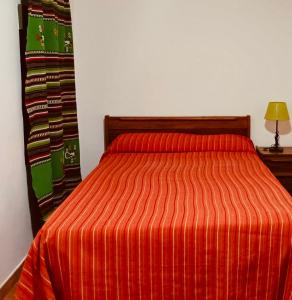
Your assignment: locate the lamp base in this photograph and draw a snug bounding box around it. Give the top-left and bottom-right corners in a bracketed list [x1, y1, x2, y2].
[269, 146, 283, 153]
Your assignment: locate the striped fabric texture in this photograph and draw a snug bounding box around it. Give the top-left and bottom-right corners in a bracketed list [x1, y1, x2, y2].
[107, 133, 255, 153]
[16, 135, 292, 299]
[24, 0, 81, 217]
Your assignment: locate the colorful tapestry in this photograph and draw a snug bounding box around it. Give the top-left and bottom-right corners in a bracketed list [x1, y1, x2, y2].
[24, 0, 81, 219]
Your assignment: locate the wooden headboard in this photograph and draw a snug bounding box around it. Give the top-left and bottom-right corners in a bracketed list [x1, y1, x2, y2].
[104, 115, 251, 149]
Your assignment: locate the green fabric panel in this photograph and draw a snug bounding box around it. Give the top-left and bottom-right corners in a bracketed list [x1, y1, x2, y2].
[31, 162, 53, 199]
[63, 27, 73, 54]
[26, 16, 45, 51]
[58, 24, 65, 53]
[64, 140, 80, 165]
[43, 20, 59, 52]
[26, 16, 73, 54]
[51, 149, 65, 180]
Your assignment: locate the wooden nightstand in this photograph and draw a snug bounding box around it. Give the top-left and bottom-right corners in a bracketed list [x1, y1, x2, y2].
[256, 146, 292, 195]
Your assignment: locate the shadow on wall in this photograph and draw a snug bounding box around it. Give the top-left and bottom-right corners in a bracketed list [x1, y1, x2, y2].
[265, 120, 291, 135]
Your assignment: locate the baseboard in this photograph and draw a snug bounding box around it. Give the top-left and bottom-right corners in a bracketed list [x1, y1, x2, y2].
[0, 260, 24, 299]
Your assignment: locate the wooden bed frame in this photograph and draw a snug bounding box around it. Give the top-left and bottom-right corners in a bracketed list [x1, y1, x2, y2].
[104, 115, 251, 149]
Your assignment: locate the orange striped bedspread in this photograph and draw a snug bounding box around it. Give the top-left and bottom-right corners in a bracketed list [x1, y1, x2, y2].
[16, 134, 292, 299]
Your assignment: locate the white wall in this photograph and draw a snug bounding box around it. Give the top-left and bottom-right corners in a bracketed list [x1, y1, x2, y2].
[1, 0, 291, 285]
[71, 0, 292, 177]
[0, 0, 33, 287]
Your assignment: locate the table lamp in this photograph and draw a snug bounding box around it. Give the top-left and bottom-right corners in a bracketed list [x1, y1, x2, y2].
[264, 101, 290, 152]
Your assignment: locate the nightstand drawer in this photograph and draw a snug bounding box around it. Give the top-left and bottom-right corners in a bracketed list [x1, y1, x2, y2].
[277, 176, 292, 194]
[256, 146, 292, 196]
[264, 160, 292, 175]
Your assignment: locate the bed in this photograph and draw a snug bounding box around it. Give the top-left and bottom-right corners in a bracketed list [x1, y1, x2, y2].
[16, 116, 292, 300]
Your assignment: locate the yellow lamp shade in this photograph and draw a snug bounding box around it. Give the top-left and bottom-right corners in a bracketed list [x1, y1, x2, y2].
[264, 101, 290, 121]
